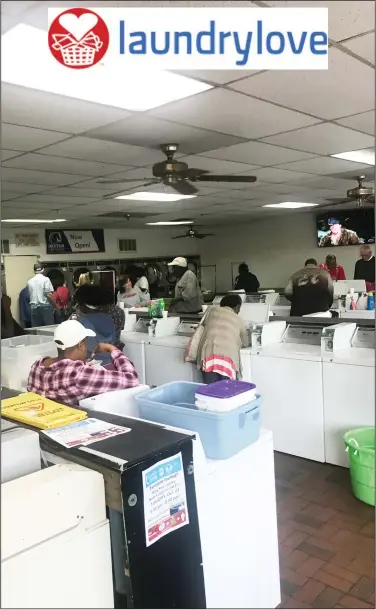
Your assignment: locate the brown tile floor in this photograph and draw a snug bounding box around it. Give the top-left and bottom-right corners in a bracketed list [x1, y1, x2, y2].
[275, 452, 375, 609]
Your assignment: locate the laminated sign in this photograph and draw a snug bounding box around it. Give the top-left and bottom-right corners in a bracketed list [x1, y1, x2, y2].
[142, 452, 189, 547]
[45, 229, 105, 254]
[1, 393, 87, 429]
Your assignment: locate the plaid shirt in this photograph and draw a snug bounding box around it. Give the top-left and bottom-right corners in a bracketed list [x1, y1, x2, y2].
[27, 349, 139, 407]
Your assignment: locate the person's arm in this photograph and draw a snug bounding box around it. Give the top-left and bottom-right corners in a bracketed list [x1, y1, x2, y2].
[239, 318, 249, 348]
[284, 277, 293, 302]
[1, 295, 15, 338]
[75, 345, 139, 395]
[44, 278, 56, 306]
[350, 233, 360, 245]
[180, 274, 195, 302]
[354, 260, 361, 280]
[326, 273, 334, 309]
[338, 266, 346, 280]
[254, 276, 260, 292]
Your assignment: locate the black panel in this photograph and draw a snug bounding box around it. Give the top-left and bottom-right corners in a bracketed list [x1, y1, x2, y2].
[121, 439, 206, 609]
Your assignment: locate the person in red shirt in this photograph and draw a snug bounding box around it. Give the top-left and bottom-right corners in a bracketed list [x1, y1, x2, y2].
[52, 277, 70, 323]
[319, 254, 346, 281]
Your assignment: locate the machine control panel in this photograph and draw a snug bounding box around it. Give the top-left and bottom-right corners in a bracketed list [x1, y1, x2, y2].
[284, 324, 323, 346]
[321, 327, 335, 352]
[177, 322, 199, 337]
[352, 327, 374, 349]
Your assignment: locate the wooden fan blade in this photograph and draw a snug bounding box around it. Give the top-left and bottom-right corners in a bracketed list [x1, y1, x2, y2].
[171, 235, 186, 239]
[196, 175, 257, 183]
[97, 177, 158, 184]
[195, 234, 214, 239]
[167, 180, 198, 195]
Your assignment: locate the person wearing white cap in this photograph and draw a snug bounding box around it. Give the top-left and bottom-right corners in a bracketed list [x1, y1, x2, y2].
[27, 320, 139, 407]
[168, 257, 203, 314]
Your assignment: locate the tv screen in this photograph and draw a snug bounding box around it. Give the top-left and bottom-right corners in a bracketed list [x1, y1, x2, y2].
[317, 208, 375, 247]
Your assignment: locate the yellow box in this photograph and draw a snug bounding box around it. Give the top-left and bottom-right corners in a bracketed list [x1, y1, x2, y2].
[1, 392, 87, 430]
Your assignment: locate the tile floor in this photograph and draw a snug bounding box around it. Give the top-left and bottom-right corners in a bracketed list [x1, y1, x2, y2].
[275, 452, 375, 609]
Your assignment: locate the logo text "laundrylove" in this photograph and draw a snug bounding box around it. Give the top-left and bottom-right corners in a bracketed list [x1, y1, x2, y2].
[49, 7, 329, 70]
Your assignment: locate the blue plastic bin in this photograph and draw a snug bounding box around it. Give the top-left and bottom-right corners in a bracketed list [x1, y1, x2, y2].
[135, 381, 261, 460]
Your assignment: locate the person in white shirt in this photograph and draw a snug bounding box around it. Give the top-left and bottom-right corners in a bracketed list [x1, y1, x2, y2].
[27, 263, 55, 327]
[117, 273, 150, 308]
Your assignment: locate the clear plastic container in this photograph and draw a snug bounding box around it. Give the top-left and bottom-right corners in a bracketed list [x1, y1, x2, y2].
[136, 381, 261, 460]
[1, 335, 57, 392]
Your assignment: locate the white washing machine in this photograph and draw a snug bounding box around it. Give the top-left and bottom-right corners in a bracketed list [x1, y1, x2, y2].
[1, 420, 41, 483]
[146, 320, 202, 386]
[26, 324, 58, 336]
[250, 322, 326, 462]
[78, 391, 280, 609]
[240, 321, 286, 383]
[2, 464, 114, 608]
[322, 323, 375, 467]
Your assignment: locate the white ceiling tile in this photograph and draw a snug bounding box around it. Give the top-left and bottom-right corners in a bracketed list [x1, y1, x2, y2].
[263, 1, 374, 42]
[335, 111, 374, 136]
[85, 115, 246, 155]
[288, 175, 364, 190]
[229, 48, 374, 120]
[202, 141, 315, 165]
[45, 187, 123, 198]
[235, 167, 316, 184]
[1, 149, 23, 161]
[2, 123, 71, 152]
[169, 70, 261, 85]
[261, 123, 374, 155]
[149, 88, 319, 138]
[3, 153, 133, 177]
[342, 32, 375, 65]
[1, 84, 132, 134]
[37, 137, 158, 166]
[179, 154, 259, 176]
[274, 157, 372, 175]
[11, 194, 100, 205]
[1, 167, 89, 186]
[1, 181, 54, 194]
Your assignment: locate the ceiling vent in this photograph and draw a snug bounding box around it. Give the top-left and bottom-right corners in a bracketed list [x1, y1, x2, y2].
[98, 212, 162, 219]
[118, 238, 137, 253]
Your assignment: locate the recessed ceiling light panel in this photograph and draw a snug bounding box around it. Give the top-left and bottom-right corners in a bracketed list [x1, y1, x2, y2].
[116, 192, 196, 202]
[331, 148, 375, 166]
[146, 220, 194, 225]
[263, 202, 319, 209]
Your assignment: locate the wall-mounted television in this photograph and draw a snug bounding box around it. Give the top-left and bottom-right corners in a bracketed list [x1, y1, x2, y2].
[317, 208, 375, 247]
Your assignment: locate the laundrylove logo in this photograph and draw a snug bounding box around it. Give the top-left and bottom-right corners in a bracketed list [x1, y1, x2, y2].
[48, 8, 109, 69]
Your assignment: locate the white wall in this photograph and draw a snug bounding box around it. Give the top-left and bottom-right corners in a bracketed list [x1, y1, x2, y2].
[198, 213, 367, 292]
[1, 227, 199, 261]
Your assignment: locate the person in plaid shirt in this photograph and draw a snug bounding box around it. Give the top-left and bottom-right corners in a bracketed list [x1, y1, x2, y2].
[27, 320, 139, 406]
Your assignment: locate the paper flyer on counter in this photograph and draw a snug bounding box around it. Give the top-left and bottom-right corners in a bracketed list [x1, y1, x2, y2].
[142, 452, 189, 547]
[42, 418, 131, 448]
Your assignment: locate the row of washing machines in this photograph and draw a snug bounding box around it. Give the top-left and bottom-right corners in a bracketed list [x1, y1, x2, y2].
[240, 318, 374, 468]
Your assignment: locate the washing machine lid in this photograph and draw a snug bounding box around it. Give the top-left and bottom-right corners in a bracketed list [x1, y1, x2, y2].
[149, 335, 190, 348]
[2, 464, 107, 560]
[121, 331, 148, 344]
[329, 347, 375, 367]
[259, 342, 322, 361]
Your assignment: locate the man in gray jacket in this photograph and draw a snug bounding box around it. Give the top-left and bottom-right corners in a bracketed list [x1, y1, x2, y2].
[168, 257, 203, 314]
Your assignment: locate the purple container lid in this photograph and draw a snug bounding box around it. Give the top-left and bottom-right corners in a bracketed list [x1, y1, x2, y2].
[196, 380, 256, 399]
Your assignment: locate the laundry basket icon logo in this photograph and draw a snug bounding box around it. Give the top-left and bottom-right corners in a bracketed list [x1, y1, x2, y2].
[48, 8, 109, 69]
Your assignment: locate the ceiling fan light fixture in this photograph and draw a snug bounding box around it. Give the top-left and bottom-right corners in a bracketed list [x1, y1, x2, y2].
[263, 202, 319, 209]
[331, 148, 375, 166]
[116, 192, 197, 202]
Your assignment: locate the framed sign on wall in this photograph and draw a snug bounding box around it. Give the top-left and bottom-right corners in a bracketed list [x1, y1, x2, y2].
[45, 229, 105, 254]
[15, 233, 40, 248]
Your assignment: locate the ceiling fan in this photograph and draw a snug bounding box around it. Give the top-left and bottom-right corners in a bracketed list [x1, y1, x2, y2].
[97, 143, 257, 196]
[322, 175, 375, 208]
[172, 226, 214, 240]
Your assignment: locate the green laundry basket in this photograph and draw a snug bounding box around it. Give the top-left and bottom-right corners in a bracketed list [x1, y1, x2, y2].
[344, 427, 375, 506]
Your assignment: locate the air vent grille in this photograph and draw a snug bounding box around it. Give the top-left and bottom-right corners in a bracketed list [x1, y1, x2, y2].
[118, 239, 137, 253]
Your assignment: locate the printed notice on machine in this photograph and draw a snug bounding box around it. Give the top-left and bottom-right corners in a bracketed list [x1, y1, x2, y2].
[42, 418, 131, 448]
[142, 452, 189, 547]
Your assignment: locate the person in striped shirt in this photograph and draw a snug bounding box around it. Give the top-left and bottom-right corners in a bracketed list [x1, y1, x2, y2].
[197, 294, 249, 383]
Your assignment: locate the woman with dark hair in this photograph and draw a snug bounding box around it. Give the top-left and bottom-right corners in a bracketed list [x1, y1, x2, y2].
[196, 293, 249, 383]
[1, 294, 25, 339]
[72, 284, 125, 354]
[234, 263, 260, 293]
[51, 274, 70, 323]
[117, 272, 150, 308]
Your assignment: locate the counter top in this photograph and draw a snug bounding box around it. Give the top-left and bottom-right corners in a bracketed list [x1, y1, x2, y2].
[272, 315, 374, 327]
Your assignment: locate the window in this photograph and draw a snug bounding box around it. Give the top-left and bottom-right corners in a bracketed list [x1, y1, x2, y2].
[118, 238, 137, 253]
[1, 240, 10, 254]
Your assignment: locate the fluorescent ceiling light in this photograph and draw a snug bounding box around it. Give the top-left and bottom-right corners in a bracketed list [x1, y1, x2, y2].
[116, 192, 197, 202]
[1, 25, 212, 111]
[146, 220, 194, 226]
[331, 148, 375, 166]
[263, 202, 319, 209]
[1, 219, 67, 223]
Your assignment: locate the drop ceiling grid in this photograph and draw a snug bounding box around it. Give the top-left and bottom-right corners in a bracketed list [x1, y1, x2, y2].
[1, 0, 374, 225]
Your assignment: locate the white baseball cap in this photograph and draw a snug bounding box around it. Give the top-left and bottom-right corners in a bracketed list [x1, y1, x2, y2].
[168, 257, 187, 268]
[54, 320, 96, 350]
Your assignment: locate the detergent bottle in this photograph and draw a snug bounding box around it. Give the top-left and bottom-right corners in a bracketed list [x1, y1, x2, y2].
[367, 292, 375, 311]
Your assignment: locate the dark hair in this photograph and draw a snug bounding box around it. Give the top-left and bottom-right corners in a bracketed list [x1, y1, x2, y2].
[220, 294, 242, 310]
[122, 268, 138, 287]
[238, 263, 249, 274]
[73, 284, 113, 308]
[305, 258, 317, 266]
[326, 254, 336, 263]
